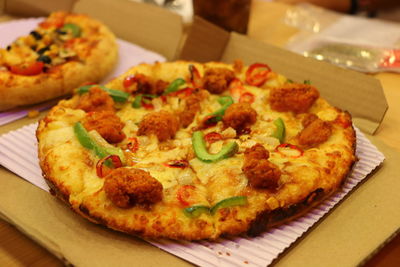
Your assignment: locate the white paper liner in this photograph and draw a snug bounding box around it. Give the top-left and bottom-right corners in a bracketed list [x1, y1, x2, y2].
[0, 18, 165, 126]
[0, 124, 385, 266]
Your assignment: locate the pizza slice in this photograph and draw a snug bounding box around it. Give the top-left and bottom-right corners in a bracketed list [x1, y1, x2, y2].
[0, 11, 117, 111]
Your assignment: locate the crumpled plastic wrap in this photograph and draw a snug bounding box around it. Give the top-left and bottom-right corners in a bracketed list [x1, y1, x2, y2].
[284, 4, 400, 73]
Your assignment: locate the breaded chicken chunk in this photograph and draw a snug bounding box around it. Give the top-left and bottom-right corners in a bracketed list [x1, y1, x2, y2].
[126, 73, 169, 95]
[269, 83, 319, 113]
[298, 118, 332, 147]
[179, 88, 209, 128]
[242, 144, 281, 190]
[83, 110, 126, 144]
[138, 110, 179, 141]
[223, 102, 257, 132]
[76, 86, 115, 113]
[104, 168, 163, 208]
[203, 67, 235, 94]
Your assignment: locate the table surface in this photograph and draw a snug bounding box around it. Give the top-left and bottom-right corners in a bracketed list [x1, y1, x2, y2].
[0, 1, 399, 266]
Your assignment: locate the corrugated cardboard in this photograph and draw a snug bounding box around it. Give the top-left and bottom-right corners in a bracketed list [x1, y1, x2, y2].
[0, 0, 397, 266]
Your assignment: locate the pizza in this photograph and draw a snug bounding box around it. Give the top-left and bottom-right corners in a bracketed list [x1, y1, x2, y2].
[36, 60, 356, 240]
[0, 11, 117, 111]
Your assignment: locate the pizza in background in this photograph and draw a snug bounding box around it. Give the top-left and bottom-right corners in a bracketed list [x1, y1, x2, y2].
[37, 60, 356, 240]
[0, 11, 117, 111]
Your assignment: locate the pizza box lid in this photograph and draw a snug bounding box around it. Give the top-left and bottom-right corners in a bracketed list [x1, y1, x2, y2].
[0, 0, 398, 266]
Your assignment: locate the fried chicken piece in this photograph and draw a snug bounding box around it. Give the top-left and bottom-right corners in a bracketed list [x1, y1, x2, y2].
[244, 143, 269, 160]
[76, 86, 115, 113]
[302, 113, 318, 128]
[126, 73, 169, 95]
[104, 168, 163, 208]
[242, 144, 281, 190]
[298, 118, 332, 147]
[269, 83, 319, 114]
[137, 110, 179, 142]
[83, 110, 126, 144]
[202, 67, 235, 94]
[179, 89, 209, 128]
[223, 102, 257, 132]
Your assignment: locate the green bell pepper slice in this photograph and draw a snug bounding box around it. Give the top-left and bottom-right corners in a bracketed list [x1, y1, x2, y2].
[192, 131, 238, 163]
[205, 96, 234, 122]
[73, 122, 125, 163]
[132, 94, 157, 108]
[272, 117, 285, 144]
[163, 78, 186, 95]
[61, 23, 81, 37]
[132, 94, 143, 108]
[210, 196, 248, 215]
[77, 84, 130, 103]
[183, 205, 210, 218]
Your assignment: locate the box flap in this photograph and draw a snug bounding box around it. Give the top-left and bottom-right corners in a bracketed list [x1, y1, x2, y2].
[4, 0, 75, 17]
[179, 16, 230, 62]
[0, 0, 5, 15]
[221, 33, 388, 134]
[73, 0, 183, 60]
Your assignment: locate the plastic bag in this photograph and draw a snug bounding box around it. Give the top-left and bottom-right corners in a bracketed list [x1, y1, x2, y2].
[284, 4, 400, 73]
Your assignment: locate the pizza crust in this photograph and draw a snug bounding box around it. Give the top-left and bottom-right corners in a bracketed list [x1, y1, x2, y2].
[0, 13, 117, 111]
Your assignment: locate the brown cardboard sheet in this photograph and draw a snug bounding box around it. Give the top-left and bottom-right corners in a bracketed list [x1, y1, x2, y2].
[0, 0, 398, 266]
[180, 16, 230, 62]
[73, 0, 183, 61]
[4, 0, 75, 17]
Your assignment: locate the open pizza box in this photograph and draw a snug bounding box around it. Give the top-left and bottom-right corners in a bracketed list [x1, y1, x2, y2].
[0, 0, 399, 266]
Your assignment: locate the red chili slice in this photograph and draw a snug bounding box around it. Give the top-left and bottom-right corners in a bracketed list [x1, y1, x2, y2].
[126, 137, 139, 153]
[141, 101, 154, 110]
[96, 155, 123, 178]
[164, 160, 189, 169]
[189, 65, 202, 88]
[239, 92, 255, 103]
[160, 95, 168, 104]
[204, 132, 223, 144]
[275, 143, 304, 158]
[39, 18, 64, 29]
[245, 63, 271, 86]
[10, 62, 44, 76]
[176, 185, 195, 207]
[169, 87, 194, 97]
[123, 75, 137, 88]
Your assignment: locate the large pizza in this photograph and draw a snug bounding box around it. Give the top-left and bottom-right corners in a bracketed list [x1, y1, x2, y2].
[37, 61, 356, 240]
[0, 11, 117, 111]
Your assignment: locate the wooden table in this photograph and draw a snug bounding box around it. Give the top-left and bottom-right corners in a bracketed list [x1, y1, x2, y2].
[0, 1, 399, 266]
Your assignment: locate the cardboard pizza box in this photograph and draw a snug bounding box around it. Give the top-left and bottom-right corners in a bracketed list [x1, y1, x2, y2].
[0, 0, 399, 266]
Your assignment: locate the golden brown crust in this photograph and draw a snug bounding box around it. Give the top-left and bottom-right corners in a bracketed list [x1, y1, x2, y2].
[0, 12, 117, 111]
[37, 61, 357, 241]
